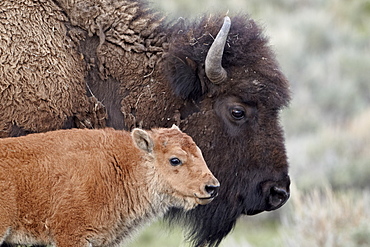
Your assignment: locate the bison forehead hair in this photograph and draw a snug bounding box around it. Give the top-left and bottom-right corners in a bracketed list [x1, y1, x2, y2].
[165, 14, 291, 107]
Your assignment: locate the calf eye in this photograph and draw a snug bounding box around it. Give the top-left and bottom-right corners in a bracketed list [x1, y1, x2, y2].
[231, 107, 245, 120]
[169, 157, 182, 166]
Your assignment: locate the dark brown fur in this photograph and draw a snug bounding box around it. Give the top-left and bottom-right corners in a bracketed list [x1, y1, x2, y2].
[0, 1, 291, 246]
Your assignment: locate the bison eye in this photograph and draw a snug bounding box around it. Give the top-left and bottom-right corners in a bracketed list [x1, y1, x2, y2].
[231, 107, 245, 120]
[169, 157, 182, 166]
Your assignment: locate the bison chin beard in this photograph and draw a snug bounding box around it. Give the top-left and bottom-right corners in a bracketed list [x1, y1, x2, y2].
[164, 192, 244, 247]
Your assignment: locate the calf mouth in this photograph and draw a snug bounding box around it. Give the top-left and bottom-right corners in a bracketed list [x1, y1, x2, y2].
[194, 192, 218, 205]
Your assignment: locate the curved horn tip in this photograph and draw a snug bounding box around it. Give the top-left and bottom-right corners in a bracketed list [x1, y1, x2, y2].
[224, 16, 231, 26]
[205, 16, 231, 84]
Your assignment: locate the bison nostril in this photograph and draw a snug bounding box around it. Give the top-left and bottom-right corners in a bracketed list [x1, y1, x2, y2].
[268, 186, 290, 209]
[205, 185, 219, 197]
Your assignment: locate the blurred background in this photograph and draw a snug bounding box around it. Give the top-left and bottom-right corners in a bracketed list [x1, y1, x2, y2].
[128, 0, 370, 246]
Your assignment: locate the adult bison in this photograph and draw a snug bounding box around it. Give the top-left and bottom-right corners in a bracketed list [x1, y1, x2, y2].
[0, 0, 291, 246]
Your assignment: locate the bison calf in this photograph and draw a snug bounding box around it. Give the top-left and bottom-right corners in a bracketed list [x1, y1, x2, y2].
[0, 126, 219, 246]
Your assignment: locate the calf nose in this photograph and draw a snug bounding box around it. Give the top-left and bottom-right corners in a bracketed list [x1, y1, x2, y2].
[205, 184, 219, 198]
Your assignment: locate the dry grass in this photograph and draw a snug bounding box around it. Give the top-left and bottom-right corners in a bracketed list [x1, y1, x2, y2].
[281, 185, 370, 247]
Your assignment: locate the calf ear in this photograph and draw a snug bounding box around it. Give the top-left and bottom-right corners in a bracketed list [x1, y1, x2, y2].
[171, 124, 180, 131]
[132, 128, 154, 153]
[165, 55, 204, 101]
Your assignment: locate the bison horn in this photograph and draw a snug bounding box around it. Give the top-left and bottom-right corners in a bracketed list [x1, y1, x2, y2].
[205, 16, 231, 84]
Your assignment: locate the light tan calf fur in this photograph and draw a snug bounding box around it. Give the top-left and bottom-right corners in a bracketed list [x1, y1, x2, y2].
[0, 126, 219, 247]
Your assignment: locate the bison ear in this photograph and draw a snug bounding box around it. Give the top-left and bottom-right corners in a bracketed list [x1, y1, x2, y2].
[132, 128, 154, 153]
[165, 55, 204, 100]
